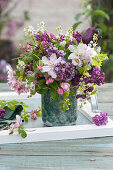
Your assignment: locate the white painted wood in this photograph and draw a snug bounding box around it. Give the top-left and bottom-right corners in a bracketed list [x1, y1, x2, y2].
[0, 92, 113, 144]
[0, 100, 113, 144]
[78, 100, 113, 124]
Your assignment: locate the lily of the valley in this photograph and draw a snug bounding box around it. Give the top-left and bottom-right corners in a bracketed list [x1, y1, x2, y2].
[42, 53, 62, 78]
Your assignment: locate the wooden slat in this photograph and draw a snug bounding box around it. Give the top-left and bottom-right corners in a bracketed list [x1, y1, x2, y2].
[0, 137, 113, 169]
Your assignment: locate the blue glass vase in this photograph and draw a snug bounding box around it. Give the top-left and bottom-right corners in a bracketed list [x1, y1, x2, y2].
[41, 90, 77, 126]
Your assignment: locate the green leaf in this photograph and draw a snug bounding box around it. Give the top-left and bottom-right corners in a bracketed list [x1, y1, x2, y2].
[37, 79, 45, 86]
[72, 21, 82, 31]
[36, 88, 48, 94]
[63, 91, 69, 98]
[97, 23, 107, 32]
[9, 130, 14, 135]
[7, 103, 15, 111]
[21, 130, 27, 138]
[50, 89, 58, 101]
[75, 13, 82, 21]
[93, 10, 110, 21]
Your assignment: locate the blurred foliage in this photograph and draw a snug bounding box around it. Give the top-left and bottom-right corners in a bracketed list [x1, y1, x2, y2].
[73, 0, 113, 82]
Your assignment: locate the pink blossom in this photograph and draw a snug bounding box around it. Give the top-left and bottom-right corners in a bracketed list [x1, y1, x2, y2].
[20, 53, 24, 58]
[46, 78, 54, 85]
[6, 65, 29, 95]
[25, 49, 29, 52]
[39, 74, 44, 77]
[42, 54, 62, 78]
[31, 109, 39, 120]
[37, 66, 43, 71]
[26, 44, 30, 49]
[16, 115, 22, 126]
[61, 83, 70, 92]
[34, 79, 38, 84]
[31, 113, 37, 120]
[9, 115, 22, 132]
[41, 41, 46, 46]
[57, 88, 63, 95]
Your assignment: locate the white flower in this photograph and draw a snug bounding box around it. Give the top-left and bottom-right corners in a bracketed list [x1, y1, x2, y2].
[18, 60, 25, 67]
[37, 21, 45, 32]
[42, 54, 62, 78]
[68, 45, 82, 67]
[6, 65, 14, 77]
[97, 47, 101, 53]
[60, 41, 66, 47]
[68, 44, 97, 66]
[24, 26, 34, 36]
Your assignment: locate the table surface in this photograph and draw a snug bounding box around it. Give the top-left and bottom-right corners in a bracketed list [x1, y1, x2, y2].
[0, 83, 113, 170]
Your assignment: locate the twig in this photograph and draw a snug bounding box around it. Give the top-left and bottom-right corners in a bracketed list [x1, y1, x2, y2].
[1, 0, 21, 18]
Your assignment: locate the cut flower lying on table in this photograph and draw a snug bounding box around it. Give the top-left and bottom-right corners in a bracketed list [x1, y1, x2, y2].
[7, 22, 108, 111]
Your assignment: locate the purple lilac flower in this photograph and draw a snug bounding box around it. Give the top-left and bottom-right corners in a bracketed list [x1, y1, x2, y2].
[92, 112, 108, 126]
[41, 42, 65, 58]
[82, 28, 98, 44]
[0, 109, 6, 119]
[35, 31, 51, 42]
[54, 60, 75, 81]
[24, 61, 33, 73]
[89, 66, 105, 86]
[50, 33, 57, 40]
[72, 66, 105, 99]
[73, 31, 82, 43]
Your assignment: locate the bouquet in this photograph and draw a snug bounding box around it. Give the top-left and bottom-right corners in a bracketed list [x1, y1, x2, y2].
[7, 22, 108, 111]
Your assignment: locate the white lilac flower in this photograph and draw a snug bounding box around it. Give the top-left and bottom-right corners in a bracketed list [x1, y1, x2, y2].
[18, 60, 25, 68]
[24, 26, 34, 36]
[97, 47, 101, 53]
[42, 54, 62, 78]
[60, 41, 66, 47]
[37, 21, 45, 32]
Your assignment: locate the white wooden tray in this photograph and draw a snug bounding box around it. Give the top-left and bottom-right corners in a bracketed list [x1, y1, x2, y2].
[0, 93, 113, 144]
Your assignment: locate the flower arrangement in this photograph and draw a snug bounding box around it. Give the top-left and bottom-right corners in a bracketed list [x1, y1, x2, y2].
[7, 22, 108, 111]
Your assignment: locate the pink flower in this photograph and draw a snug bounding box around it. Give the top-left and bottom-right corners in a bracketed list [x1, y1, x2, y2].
[16, 115, 22, 126]
[31, 109, 39, 120]
[39, 74, 44, 77]
[37, 66, 43, 71]
[20, 53, 24, 58]
[9, 115, 22, 132]
[34, 79, 38, 84]
[42, 54, 62, 78]
[61, 83, 70, 92]
[26, 44, 30, 49]
[41, 41, 46, 46]
[46, 78, 54, 85]
[57, 88, 63, 95]
[25, 49, 29, 52]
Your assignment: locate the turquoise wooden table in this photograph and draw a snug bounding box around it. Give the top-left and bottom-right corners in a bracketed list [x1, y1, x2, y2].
[0, 83, 113, 169]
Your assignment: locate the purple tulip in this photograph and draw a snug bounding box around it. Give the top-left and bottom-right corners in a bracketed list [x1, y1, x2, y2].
[82, 28, 98, 44]
[0, 109, 6, 118]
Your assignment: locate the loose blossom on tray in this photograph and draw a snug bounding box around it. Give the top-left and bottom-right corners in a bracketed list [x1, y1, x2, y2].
[7, 22, 108, 111]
